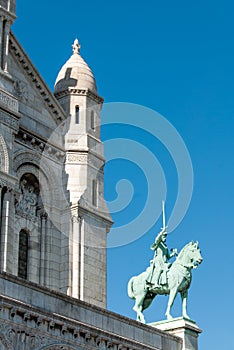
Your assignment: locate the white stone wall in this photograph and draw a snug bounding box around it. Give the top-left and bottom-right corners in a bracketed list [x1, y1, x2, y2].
[0, 26, 112, 310]
[0, 43, 67, 293]
[56, 85, 112, 307]
[0, 274, 183, 350]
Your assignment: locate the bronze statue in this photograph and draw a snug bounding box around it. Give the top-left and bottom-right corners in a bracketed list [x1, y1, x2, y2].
[146, 228, 178, 288]
[127, 202, 203, 323]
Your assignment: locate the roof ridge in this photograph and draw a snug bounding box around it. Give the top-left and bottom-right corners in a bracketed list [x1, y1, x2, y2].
[9, 31, 66, 125]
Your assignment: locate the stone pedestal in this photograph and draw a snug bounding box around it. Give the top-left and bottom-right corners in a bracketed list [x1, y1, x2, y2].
[149, 318, 202, 350]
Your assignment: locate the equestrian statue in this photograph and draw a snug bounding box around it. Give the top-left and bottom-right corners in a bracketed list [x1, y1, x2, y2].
[127, 202, 203, 323]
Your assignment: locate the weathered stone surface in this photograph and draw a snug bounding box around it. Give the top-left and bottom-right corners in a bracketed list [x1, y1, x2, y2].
[0, 26, 112, 308]
[0, 274, 182, 350]
[151, 318, 201, 350]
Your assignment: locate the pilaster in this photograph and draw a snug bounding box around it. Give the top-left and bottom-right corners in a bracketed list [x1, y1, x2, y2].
[0, 0, 16, 88]
[0, 187, 14, 273]
[71, 213, 80, 299]
[39, 212, 47, 286]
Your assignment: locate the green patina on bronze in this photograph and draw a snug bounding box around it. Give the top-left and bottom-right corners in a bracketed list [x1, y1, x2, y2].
[128, 228, 203, 323]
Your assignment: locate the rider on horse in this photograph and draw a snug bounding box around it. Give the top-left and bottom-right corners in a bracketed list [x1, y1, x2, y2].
[146, 228, 178, 288]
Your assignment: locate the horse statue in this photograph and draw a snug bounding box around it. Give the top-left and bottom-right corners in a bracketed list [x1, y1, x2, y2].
[127, 241, 203, 323]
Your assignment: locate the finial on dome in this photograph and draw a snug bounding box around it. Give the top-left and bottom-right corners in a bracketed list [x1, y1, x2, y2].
[72, 38, 81, 54]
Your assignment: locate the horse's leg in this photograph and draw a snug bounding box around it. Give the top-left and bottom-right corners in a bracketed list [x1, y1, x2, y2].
[181, 290, 190, 319]
[165, 287, 177, 320]
[133, 294, 146, 323]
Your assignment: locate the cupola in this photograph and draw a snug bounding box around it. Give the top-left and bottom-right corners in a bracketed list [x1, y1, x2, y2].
[54, 39, 97, 95]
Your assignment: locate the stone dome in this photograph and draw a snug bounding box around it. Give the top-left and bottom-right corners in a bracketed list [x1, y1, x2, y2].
[54, 39, 97, 94]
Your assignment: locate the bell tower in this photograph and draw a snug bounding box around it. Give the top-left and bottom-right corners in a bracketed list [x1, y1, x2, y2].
[54, 39, 113, 306]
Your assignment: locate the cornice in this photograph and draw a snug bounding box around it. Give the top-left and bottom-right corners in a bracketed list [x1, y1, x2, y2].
[78, 201, 113, 227]
[9, 32, 66, 125]
[54, 88, 104, 105]
[0, 6, 16, 23]
[0, 273, 174, 350]
[16, 126, 65, 164]
[0, 170, 17, 189]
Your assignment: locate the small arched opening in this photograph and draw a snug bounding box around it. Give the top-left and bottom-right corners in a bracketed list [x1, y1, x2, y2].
[18, 229, 29, 279]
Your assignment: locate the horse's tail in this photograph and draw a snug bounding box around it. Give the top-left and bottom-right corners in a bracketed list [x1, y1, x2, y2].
[127, 276, 136, 299]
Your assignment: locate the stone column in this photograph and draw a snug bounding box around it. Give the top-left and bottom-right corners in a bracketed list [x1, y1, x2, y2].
[0, 185, 2, 227]
[71, 215, 79, 298]
[0, 188, 13, 272]
[0, 0, 16, 73]
[45, 216, 52, 288]
[60, 212, 70, 294]
[2, 20, 10, 72]
[0, 185, 3, 272]
[44, 215, 50, 288]
[79, 215, 84, 301]
[150, 318, 202, 350]
[0, 16, 3, 68]
[67, 217, 73, 297]
[40, 212, 47, 285]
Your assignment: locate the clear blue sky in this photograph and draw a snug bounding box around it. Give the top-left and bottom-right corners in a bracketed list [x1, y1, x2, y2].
[14, 1, 234, 348]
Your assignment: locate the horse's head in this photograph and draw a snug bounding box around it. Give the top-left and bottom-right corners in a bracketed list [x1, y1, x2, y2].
[187, 241, 203, 268]
[178, 241, 203, 269]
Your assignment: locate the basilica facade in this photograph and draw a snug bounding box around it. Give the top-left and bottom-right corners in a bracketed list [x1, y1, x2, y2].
[0, 1, 199, 349]
[0, 0, 112, 308]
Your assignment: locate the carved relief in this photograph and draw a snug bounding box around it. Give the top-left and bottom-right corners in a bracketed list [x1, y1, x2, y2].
[16, 129, 45, 154]
[14, 80, 28, 101]
[15, 129, 65, 163]
[17, 180, 37, 215]
[65, 151, 103, 170]
[16, 174, 39, 217]
[14, 152, 64, 212]
[66, 154, 87, 163]
[0, 331, 11, 350]
[97, 338, 107, 350]
[0, 301, 153, 350]
[71, 216, 80, 223]
[0, 320, 85, 350]
[0, 323, 53, 350]
[0, 111, 19, 131]
[0, 88, 19, 113]
[6, 328, 41, 349]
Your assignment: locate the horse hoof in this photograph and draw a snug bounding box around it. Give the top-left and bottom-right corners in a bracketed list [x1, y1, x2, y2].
[183, 314, 190, 320]
[166, 314, 173, 321]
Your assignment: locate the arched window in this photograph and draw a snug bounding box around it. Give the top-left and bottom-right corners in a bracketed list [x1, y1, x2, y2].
[92, 179, 98, 207]
[0, 186, 7, 236]
[1, 20, 7, 70]
[18, 230, 29, 279]
[75, 105, 79, 124]
[91, 110, 95, 130]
